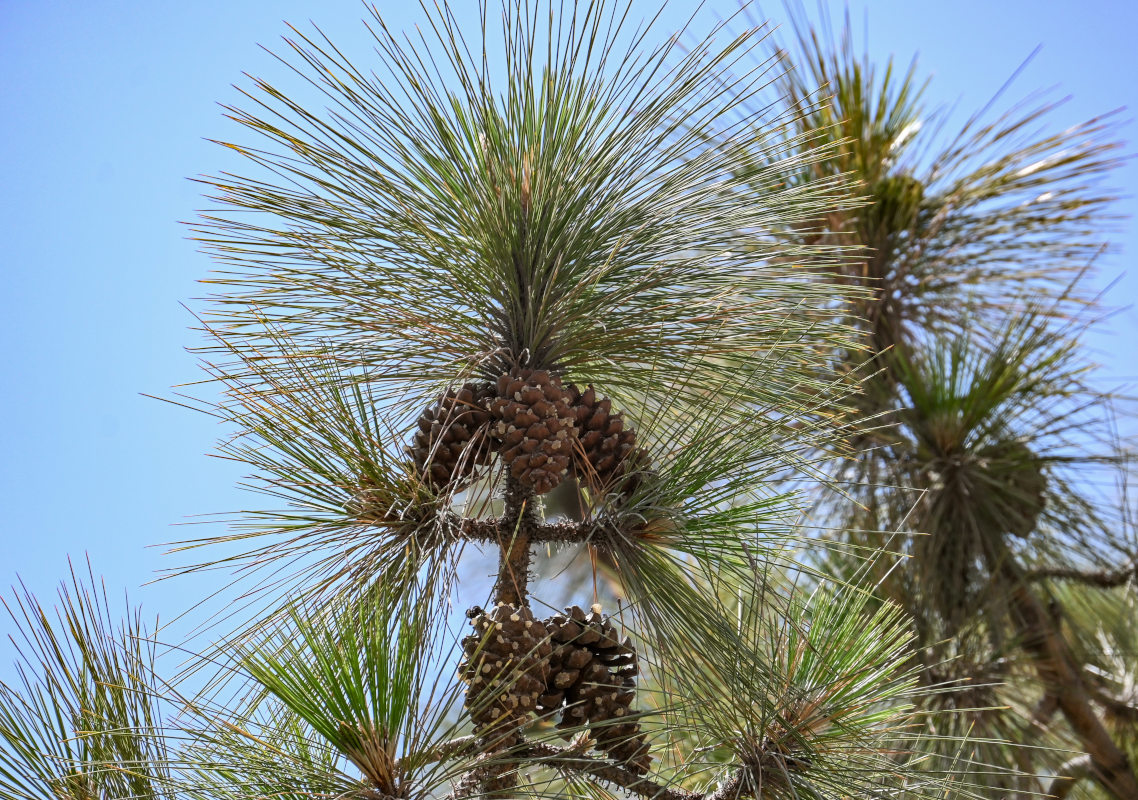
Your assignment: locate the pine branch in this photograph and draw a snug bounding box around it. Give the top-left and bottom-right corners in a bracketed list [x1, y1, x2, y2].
[521, 741, 716, 800]
[450, 516, 593, 544]
[21, 5, 1105, 800]
[1003, 568, 1138, 798]
[1024, 559, 1138, 588]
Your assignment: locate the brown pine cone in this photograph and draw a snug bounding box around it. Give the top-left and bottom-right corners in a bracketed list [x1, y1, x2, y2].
[567, 385, 652, 497]
[407, 383, 496, 490]
[459, 603, 552, 753]
[488, 369, 576, 495]
[541, 606, 651, 774]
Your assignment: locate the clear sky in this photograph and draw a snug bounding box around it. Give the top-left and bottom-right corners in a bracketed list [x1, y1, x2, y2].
[2, 0, 1136, 657]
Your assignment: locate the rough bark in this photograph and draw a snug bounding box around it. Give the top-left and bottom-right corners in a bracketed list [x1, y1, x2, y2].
[493, 477, 537, 606]
[454, 515, 592, 545]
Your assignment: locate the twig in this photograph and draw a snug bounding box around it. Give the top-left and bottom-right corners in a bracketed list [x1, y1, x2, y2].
[522, 741, 696, 800]
[706, 770, 749, 800]
[494, 477, 537, 606]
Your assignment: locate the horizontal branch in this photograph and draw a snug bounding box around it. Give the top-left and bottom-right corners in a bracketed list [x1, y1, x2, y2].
[1024, 559, 1137, 587]
[522, 742, 751, 800]
[449, 515, 595, 544]
[522, 742, 695, 800]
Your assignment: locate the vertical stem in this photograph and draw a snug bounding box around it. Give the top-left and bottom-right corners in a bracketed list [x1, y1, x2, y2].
[494, 476, 536, 607]
[480, 477, 538, 799]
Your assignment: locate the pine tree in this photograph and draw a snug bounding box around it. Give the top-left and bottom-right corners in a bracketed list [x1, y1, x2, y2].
[0, 3, 1092, 799]
[736, 5, 1136, 797]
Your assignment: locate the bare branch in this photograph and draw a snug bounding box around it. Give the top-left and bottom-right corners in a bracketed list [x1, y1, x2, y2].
[1024, 559, 1137, 588]
[1004, 575, 1138, 797]
[520, 742, 753, 800]
[522, 742, 698, 800]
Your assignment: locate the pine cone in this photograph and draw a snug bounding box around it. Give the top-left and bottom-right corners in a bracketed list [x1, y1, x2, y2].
[489, 369, 576, 495]
[460, 603, 552, 752]
[567, 385, 651, 496]
[407, 383, 496, 490]
[542, 606, 651, 774]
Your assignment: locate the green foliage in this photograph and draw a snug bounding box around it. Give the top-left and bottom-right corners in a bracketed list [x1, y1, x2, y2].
[663, 583, 939, 798]
[749, 1, 1124, 353]
[180, 584, 475, 799]
[179, 6, 932, 797]
[238, 588, 423, 788]
[178, 702, 363, 800]
[0, 562, 175, 800]
[887, 310, 1121, 628]
[196, 1, 860, 405]
[171, 0, 878, 639]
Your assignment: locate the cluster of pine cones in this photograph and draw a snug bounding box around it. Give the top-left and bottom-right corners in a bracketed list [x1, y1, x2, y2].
[407, 368, 648, 497]
[460, 603, 651, 775]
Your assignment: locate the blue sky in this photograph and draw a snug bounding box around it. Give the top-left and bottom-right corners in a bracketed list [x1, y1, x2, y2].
[2, 0, 1136, 654]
